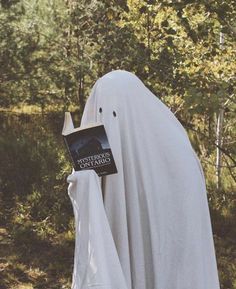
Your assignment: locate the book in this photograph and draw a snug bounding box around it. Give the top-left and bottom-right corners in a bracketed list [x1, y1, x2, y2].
[62, 112, 118, 177]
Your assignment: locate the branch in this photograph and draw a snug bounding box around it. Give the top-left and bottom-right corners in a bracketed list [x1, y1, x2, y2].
[203, 1, 236, 37]
[224, 156, 236, 183]
[201, 158, 235, 169]
[181, 120, 236, 166]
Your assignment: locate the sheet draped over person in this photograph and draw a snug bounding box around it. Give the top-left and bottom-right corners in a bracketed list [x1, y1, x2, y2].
[67, 70, 220, 289]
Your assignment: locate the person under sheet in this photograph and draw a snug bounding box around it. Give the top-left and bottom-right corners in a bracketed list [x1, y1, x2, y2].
[67, 70, 220, 289]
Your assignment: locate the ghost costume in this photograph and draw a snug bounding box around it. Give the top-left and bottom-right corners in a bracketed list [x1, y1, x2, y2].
[67, 70, 220, 289]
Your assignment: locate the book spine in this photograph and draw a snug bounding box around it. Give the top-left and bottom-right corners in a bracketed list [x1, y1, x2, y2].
[63, 136, 78, 170]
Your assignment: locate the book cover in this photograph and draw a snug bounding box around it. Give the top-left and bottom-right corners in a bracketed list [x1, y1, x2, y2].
[62, 112, 118, 177]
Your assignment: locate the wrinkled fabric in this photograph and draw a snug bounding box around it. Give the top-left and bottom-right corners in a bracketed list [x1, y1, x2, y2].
[67, 169, 128, 289]
[68, 70, 220, 289]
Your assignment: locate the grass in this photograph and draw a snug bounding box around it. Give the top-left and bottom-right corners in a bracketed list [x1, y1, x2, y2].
[0, 225, 74, 289]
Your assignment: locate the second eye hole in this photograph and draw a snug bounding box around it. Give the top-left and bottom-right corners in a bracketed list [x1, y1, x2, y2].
[113, 111, 117, 117]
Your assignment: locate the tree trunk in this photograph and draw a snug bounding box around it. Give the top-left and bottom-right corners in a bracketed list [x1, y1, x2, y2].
[78, 73, 85, 111]
[216, 107, 224, 189]
[215, 30, 225, 190]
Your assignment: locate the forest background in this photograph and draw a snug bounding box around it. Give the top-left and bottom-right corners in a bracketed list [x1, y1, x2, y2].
[0, 0, 235, 288]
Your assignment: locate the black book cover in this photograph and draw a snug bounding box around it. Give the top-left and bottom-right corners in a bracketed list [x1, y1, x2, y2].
[63, 124, 118, 177]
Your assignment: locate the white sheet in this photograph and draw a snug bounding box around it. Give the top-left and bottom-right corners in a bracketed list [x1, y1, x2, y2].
[67, 170, 128, 289]
[67, 70, 220, 289]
